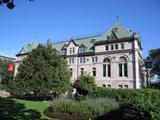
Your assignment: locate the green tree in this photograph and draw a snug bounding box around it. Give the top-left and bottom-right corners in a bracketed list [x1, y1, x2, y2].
[8, 43, 71, 98]
[73, 73, 96, 100]
[0, 0, 34, 9]
[0, 59, 14, 84]
[145, 48, 160, 76]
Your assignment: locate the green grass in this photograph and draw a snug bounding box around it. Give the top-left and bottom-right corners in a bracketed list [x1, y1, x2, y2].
[15, 99, 56, 120]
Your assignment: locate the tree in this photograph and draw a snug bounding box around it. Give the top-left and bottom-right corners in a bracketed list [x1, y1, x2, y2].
[73, 73, 96, 100]
[0, 0, 34, 9]
[145, 48, 160, 76]
[7, 43, 71, 98]
[0, 59, 14, 84]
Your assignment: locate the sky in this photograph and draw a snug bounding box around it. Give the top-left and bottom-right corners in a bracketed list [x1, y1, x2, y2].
[0, 0, 160, 58]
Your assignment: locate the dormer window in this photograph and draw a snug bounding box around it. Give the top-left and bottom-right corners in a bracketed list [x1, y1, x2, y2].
[61, 50, 66, 55]
[79, 47, 85, 53]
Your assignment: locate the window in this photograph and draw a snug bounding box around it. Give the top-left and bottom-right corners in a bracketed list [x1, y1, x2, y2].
[105, 45, 109, 51]
[119, 56, 128, 77]
[103, 64, 106, 77]
[111, 45, 114, 50]
[119, 85, 123, 88]
[121, 43, 124, 49]
[80, 57, 86, 64]
[81, 68, 84, 75]
[70, 68, 73, 76]
[103, 58, 111, 77]
[92, 67, 96, 76]
[124, 85, 128, 88]
[72, 47, 75, 54]
[69, 58, 74, 64]
[61, 50, 66, 55]
[79, 47, 85, 53]
[115, 44, 118, 49]
[70, 48, 72, 54]
[107, 84, 111, 88]
[92, 56, 98, 63]
[103, 84, 106, 87]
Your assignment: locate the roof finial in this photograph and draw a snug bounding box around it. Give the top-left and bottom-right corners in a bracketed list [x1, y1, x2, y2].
[116, 16, 119, 23]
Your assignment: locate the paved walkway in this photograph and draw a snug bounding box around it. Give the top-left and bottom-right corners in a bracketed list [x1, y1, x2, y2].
[0, 91, 10, 97]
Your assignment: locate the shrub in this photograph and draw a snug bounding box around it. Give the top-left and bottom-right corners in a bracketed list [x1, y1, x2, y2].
[73, 73, 96, 100]
[121, 89, 160, 120]
[49, 98, 119, 119]
[88, 87, 136, 104]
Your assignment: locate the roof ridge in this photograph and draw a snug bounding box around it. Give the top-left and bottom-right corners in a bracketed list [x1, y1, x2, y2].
[53, 33, 102, 44]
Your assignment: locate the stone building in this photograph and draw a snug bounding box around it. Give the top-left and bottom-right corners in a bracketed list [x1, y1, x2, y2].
[15, 22, 147, 89]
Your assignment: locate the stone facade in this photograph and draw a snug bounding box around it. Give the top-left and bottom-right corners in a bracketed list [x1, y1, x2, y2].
[14, 23, 147, 89]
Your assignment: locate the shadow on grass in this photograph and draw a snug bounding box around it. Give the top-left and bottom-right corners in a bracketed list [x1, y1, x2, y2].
[0, 97, 48, 120]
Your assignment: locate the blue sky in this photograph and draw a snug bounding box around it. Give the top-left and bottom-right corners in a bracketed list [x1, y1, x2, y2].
[0, 0, 160, 58]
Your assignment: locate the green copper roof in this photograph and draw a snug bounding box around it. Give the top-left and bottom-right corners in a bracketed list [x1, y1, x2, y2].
[18, 23, 140, 55]
[19, 41, 39, 54]
[53, 22, 138, 52]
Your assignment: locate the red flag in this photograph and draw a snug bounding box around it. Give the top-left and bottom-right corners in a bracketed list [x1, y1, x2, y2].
[8, 64, 14, 72]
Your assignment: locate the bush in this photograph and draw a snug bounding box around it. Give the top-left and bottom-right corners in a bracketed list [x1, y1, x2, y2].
[73, 73, 96, 100]
[88, 87, 160, 120]
[88, 87, 136, 104]
[121, 89, 160, 120]
[48, 98, 119, 119]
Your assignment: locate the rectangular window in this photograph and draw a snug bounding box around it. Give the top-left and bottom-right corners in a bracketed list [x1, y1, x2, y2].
[69, 58, 74, 64]
[92, 56, 98, 63]
[124, 63, 128, 77]
[108, 64, 111, 77]
[72, 47, 75, 54]
[119, 64, 123, 77]
[115, 44, 118, 49]
[105, 45, 109, 51]
[72, 58, 74, 64]
[119, 85, 123, 88]
[70, 68, 72, 76]
[111, 45, 114, 50]
[92, 67, 96, 76]
[69, 58, 72, 64]
[103, 84, 106, 87]
[79, 47, 85, 53]
[80, 57, 85, 64]
[83, 57, 86, 63]
[121, 43, 124, 49]
[81, 68, 84, 75]
[70, 48, 72, 54]
[107, 84, 111, 88]
[103, 64, 106, 77]
[124, 85, 128, 88]
[80, 57, 83, 64]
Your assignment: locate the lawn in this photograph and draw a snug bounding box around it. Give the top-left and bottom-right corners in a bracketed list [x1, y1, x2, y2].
[0, 97, 56, 120]
[15, 99, 55, 120]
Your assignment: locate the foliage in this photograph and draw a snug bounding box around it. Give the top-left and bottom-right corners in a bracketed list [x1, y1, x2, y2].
[49, 98, 119, 119]
[88, 87, 136, 105]
[121, 89, 160, 120]
[73, 73, 96, 100]
[0, 59, 14, 85]
[145, 48, 160, 76]
[0, 0, 34, 9]
[7, 43, 71, 98]
[88, 87, 160, 120]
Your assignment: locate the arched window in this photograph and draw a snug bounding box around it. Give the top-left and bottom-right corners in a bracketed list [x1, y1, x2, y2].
[103, 58, 111, 77]
[119, 56, 128, 77]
